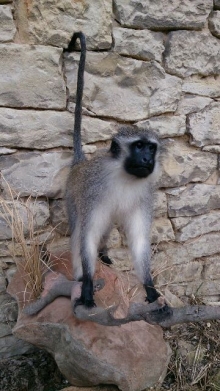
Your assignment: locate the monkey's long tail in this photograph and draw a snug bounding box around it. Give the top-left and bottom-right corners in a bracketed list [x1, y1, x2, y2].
[67, 32, 86, 164]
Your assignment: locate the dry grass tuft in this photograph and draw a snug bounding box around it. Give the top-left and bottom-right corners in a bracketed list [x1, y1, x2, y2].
[0, 177, 53, 301]
[159, 296, 220, 391]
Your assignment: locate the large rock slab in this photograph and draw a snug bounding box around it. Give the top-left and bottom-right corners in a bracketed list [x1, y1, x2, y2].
[209, 11, 220, 39]
[50, 199, 69, 235]
[153, 232, 220, 271]
[0, 151, 71, 198]
[172, 211, 220, 242]
[65, 52, 182, 121]
[0, 332, 35, 359]
[151, 217, 175, 244]
[156, 261, 203, 286]
[0, 108, 117, 149]
[167, 184, 220, 217]
[136, 114, 186, 138]
[0, 4, 16, 42]
[202, 255, 220, 280]
[114, 0, 212, 30]
[0, 242, 11, 257]
[165, 31, 220, 78]
[154, 191, 167, 217]
[188, 102, 220, 147]
[0, 275, 6, 293]
[159, 139, 217, 188]
[152, 239, 215, 298]
[0, 199, 49, 240]
[0, 44, 66, 109]
[0, 292, 34, 359]
[176, 94, 213, 115]
[152, 241, 194, 270]
[186, 279, 220, 297]
[15, 0, 112, 49]
[183, 75, 220, 98]
[203, 145, 220, 153]
[44, 238, 70, 258]
[113, 27, 164, 62]
[8, 254, 171, 391]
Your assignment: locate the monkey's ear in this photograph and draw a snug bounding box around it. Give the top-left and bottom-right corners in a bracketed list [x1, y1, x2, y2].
[110, 139, 121, 158]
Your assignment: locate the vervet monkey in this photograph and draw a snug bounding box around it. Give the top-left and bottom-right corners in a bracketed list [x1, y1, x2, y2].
[66, 32, 170, 316]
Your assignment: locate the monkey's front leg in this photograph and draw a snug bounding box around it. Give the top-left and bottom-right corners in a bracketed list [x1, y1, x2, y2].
[124, 209, 160, 302]
[125, 210, 172, 319]
[143, 272, 173, 321]
[144, 273, 173, 319]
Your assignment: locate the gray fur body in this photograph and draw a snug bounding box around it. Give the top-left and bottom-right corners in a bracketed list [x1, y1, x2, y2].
[66, 127, 160, 291]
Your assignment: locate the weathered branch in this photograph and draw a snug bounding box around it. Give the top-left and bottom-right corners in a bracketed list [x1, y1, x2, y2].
[73, 300, 220, 327]
[23, 273, 105, 316]
[23, 272, 220, 327]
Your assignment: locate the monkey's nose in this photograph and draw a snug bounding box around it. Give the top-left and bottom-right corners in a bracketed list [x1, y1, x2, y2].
[142, 157, 153, 166]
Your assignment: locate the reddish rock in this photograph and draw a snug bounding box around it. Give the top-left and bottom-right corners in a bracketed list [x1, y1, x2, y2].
[8, 252, 171, 391]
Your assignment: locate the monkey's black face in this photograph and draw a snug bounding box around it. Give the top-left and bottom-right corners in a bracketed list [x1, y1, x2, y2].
[124, 139, 157, 178]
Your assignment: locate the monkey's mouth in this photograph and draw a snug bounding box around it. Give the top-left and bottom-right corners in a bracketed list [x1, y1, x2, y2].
[127, 164, 153, 178]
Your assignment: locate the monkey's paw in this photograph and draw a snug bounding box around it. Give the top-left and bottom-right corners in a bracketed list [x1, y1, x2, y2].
[73, 297, 97, 311]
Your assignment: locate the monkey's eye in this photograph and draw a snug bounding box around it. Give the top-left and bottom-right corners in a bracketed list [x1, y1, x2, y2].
[135, 141, 144, 150]
[148, 143, 157, 152]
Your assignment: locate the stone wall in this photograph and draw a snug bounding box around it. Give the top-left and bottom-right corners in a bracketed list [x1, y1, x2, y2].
[1, 0, 220, 358]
